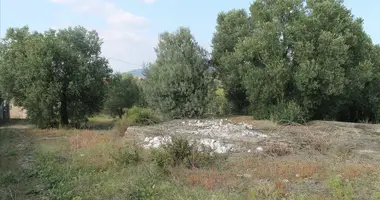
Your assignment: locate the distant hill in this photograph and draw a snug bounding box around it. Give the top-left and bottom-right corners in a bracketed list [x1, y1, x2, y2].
[127, 68, 144, 78]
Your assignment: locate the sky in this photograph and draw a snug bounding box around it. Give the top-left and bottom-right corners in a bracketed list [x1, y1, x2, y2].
[0, 0, 379, 72]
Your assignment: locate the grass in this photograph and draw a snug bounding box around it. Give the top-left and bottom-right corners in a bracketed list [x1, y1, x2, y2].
[1, 117, 380, 199]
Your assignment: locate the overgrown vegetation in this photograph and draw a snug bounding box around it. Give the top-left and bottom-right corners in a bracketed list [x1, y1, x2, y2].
[2, 0, 380, 199]
[151, 137, 221, 170]
[116, 106, 162, 133]
[3, 119, 380, 199]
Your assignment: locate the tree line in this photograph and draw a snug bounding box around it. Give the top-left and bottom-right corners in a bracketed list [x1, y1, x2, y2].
[1, 0, 380, 128]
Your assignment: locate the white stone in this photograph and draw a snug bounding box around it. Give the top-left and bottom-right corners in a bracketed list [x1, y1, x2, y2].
[256, 147, 264, 152]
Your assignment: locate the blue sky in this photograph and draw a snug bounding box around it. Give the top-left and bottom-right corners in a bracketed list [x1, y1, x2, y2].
[1, 0, 379, 72]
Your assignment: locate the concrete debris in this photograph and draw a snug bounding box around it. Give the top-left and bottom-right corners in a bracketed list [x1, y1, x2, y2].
[131, 119, 269, 154]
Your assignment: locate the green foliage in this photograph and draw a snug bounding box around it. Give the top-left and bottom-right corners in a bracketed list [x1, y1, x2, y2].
[116, 106, 161, 134]
[211, 9, 252, 113]
[269, 101, 306, 124]
[0, 26, 112, 128]
[214, 0, 380, 123]
[0, 171, 19, 185]
[111, 145, 142, 167]
[152, 137, 219, 169]
[328, 176, 354, 200]
[142, 27, 216, 118]
[206, 84, 230, 117]
[103, 73, 139, 118]
[122, 106, 162, 126]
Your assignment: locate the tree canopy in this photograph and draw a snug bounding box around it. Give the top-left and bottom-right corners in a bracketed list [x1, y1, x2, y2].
[211, 0, 380, 123]
[103, 73, 140, 118]
[143, 27, 215, 118]
[0, 26, 112, 128]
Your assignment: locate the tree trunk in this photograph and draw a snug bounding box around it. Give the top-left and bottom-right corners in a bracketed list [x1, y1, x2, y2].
[117, 108, 123, 119]
[60, 93, 69, 126]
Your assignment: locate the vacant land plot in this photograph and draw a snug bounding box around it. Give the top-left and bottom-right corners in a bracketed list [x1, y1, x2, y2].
[1, 116, 380, 200]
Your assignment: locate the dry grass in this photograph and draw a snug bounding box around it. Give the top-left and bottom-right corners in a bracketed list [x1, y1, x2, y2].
[172, 168, 240, 190]
[265, 142, 293, 156]
[338, 164, 378, 181]
[3, 117, 380, 199]
[68, 130, 112, 150]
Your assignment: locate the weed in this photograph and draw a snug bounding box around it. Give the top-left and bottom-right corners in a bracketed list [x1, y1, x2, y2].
[265, 143, 292, 156]
[328, 176, 354, 200]
[165, 137, 192, 166]
[151, 148, 172, 169]
[297, 130, 330, 154]
[111, 145, 142, 167]
[248, 182, 283, 200]
[116, 106, 162, 134]
[126, 182, 157, 200]
[152, 137, 220, 169]
[0, 171, 19, 185]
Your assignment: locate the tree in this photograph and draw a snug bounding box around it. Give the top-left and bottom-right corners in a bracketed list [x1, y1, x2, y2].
[143, 27, 215, 118]
[228, 0, 379, 123]
[0, 26, 112, 128]
[211, 9, 252, 113]
[103, 73, 139, 118]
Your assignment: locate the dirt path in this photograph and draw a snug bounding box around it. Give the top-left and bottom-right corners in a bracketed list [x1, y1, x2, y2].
[0, 120, 40, 200]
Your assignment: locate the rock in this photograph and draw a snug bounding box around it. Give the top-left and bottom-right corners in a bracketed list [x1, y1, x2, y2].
[133, 119, 268, 154]
[243, 174, 252, 178]
[256, 147, 264, 152]
[143, 136, 172, 149]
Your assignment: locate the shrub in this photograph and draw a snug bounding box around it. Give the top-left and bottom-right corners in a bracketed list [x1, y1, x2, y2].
[265, 143, 293, 157]
[116, 106, 162, 134]
[206, 88, 230, 117]
[111, 145, 142, 167]
[123, 106, 162, 126]
[328, 176, 354, 200]
[152, 137, 220, 169]
[269, 101, 307, 124]
[151, 148, 173, 169]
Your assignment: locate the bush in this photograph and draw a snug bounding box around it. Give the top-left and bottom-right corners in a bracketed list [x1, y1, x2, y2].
[111, 145, 142, 167]
[206, 88, 230, 117]
[269, 101, 307, 124]
[151, 137, 219, 169]
[123, 106, 162, 126]
[116, 106, 162, 134]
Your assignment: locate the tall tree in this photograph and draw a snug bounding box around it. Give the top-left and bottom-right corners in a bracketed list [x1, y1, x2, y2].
[143, 27, 215, 118]
[211, 9, 252, 113]
[0, 26, 112, 128]
[229, 0, 379, 122]
[103, 73, 139, 118]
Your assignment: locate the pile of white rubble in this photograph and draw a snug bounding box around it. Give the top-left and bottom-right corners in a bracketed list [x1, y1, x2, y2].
[134, 119, 268, 154]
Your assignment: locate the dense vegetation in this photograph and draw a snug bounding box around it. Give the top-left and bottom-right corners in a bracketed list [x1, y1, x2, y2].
[1, 0, 380, 127]
[211, 0, 380, 123]
[0, 26, 112, 128]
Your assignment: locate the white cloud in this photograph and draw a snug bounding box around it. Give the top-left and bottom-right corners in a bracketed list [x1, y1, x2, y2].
[50, 0, 157, 72]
